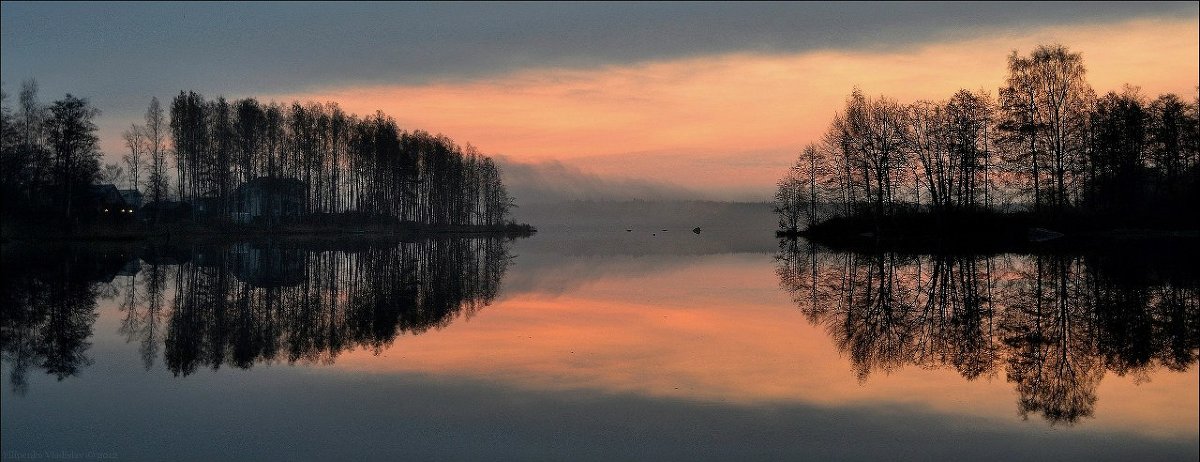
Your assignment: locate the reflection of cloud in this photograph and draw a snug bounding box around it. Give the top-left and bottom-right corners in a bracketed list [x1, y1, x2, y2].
[340, 255, 1027, 412]
[330, 252, 1200, 441]
[500, 254, 695, 299]
[249, 234, 1197, 438]
[9, 361, 1195, 460]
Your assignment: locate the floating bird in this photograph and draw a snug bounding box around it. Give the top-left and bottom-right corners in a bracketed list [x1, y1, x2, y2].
[626, 229, 632, 232]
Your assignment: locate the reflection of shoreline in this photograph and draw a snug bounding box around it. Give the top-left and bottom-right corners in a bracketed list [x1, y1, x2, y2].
[0, 237, 514, 389]
[776, 240, 1200, 425]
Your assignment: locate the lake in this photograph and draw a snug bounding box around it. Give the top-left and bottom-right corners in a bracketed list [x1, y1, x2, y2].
[2, 202, 1197, 461]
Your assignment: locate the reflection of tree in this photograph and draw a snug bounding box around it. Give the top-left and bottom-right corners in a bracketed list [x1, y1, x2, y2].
[160, 238, 511, 376]
[834, 252, 918, 381]
[116, 258, 168, 371]
[1154, 284, 1200, 371]
[777, 243, 1199, 425]
[1, 237, 514, 389]
[1, 249, 104, 394]
[140, 262, 168, 370]
[1001, 256, 1102, 424]
[915, 254, 999, 380]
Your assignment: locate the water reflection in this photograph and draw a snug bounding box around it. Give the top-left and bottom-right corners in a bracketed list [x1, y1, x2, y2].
[1, 237, 512, 388]
[4, 233, 1197, 433]
[776, 240, 1199, 425]
[0, 251, 105, 394]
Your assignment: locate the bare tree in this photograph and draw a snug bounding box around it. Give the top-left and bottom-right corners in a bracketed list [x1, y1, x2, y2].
[774, 175, 804, 231]
[122, 124, 145, 191]
[144, 97, 170, 204]
[998, 50, 1045, 212]
[100, 162, 124, 185]
[999, 45, 1093, 212]
[1030, 45, 1093, 209]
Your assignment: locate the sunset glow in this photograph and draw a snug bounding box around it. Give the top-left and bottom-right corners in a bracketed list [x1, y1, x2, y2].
[274, 17, 1198, 198]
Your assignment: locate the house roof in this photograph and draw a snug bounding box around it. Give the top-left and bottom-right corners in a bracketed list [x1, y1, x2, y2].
[86, 184, 124, 202]
[89, 184, 120, 195]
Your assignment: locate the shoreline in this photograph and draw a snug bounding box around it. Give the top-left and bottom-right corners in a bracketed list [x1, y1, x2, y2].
[1, 221, 537, 244]
[777, 210, 1198, 253]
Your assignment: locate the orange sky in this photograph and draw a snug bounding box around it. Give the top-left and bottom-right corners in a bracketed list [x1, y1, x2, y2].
[274, 16, 1199, 200]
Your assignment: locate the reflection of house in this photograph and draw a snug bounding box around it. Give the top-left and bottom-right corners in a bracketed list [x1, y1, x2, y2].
[82, 184, 134, 220]
[232, 177, 307, 224]
[229, 243, 304, 287]
[119, 189, 143, 210]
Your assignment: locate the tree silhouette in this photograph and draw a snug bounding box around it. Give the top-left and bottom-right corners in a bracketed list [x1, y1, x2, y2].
[776, 43, 1199, 236]
[46, 95, 102, 224]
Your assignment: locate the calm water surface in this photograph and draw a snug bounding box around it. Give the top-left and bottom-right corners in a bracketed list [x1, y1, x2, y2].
[2, 205, 1197, 460]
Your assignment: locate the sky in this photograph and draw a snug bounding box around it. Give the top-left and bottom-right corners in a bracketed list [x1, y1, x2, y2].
[2, 2, 1197, 201]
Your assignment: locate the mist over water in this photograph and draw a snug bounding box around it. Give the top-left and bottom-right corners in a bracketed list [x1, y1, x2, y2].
[498, 157, 707, 204]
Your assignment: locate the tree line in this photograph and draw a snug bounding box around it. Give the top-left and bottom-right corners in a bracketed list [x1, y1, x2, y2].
[776, 44, 1199, 232]
[1, 81, 518, 228]
[164, 91, 513, 226]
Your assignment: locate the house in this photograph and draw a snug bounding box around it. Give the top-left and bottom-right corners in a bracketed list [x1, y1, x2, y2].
[81, 184, 134, 220]
[118, 189, 143, 210]
[232, 177, 307, 224]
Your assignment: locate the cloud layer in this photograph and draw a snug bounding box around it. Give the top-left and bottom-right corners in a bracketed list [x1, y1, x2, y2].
[3, 3, 1196, 201]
